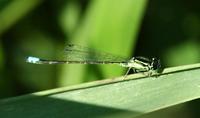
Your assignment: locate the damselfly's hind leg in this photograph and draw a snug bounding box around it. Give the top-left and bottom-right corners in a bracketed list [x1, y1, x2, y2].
[123, 67, 132, 79]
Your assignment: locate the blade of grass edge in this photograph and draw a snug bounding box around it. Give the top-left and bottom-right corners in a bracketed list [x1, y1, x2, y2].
[1, 63, 200, 118]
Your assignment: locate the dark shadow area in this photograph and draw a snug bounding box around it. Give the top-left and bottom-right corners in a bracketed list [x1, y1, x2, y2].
[0, 95, 139, 118]
[136, 98, 200, 118]
[187, 99, 200, 118]
[135, 0, 200, 67]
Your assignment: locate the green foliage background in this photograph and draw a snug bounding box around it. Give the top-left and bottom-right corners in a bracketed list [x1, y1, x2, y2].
[0, 0, 200, 117]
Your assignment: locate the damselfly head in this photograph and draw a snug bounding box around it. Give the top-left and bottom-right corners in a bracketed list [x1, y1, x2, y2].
[151, 58, 161, 71]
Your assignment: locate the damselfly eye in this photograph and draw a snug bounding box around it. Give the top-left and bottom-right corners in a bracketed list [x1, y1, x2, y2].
[152, 58, 161, 70]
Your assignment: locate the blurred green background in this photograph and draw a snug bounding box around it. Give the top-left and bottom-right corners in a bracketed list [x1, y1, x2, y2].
[0, 0, 200, 117]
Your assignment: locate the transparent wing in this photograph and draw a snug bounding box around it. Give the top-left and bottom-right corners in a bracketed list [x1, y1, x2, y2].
[61, 44, 128, 63]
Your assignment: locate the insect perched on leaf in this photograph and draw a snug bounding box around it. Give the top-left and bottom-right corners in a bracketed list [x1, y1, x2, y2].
[26, 44, 162, 77]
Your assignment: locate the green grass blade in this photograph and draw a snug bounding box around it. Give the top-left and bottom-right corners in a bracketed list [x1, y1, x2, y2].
[1, 63, 200, 118]
[59, 0, 148, 85]
[0, 0, 42, 35]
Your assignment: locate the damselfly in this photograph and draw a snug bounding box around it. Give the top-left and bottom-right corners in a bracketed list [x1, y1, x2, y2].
[26, 44, 162, 77]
